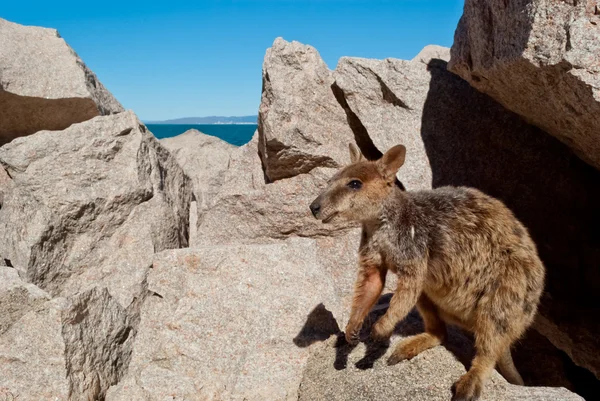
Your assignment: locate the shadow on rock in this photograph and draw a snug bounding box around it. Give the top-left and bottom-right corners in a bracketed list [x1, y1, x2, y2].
[293, 303, 341, 348]
[300, 293, 476, 372]
[330, 294, 394, 371]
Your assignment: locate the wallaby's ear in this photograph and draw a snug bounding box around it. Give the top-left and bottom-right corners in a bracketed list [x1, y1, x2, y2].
[348, 143, 365, 164]
[377, 145, 406, 181]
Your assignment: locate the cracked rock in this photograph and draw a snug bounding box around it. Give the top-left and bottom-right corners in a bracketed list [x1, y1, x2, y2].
[258, 38, 355, 181]
[0, 111, 192, 308]
[0, 18, 124, 145]
[449, 0, 600, 171]
[107, 239, 345, 401]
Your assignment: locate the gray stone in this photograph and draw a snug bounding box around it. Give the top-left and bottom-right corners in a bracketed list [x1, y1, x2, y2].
[107, 239, 345, 401]
[62, 287, 141, 401]
[0, 18, 124, 145]
[0, 111, 192, 308]
[160, 128, 237, 244]
[333, 46, 451, 190]
[299, 336, 583, 401]
[159, 128, 236, 209]
[0, 266, 49, 335]
[0, 288, 142, 401]
[449, 0, 600, 171]
[0, 298, 70, 401]
[258, 38, 356, 181]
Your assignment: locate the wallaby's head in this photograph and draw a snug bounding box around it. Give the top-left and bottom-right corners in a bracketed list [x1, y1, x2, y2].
[310, 143, 406, 223]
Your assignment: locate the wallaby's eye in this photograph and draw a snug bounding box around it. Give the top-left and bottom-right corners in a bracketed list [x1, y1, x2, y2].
[347, 180, 362, 190]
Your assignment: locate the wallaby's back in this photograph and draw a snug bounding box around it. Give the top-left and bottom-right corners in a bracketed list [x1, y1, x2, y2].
[381, 186, 545, 334]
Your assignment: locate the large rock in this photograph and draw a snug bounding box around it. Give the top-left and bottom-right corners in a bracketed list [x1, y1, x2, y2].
[449, 0, 600, 170]
[0, 287, 141, 401]
[159, 128, 236, 209]
[0, 266, 49, 335]
[0, 18, 124, 145]
[193, 132, 355, 247]
[160, 129, 237, 243]
[300, 337, 583, 401]
[0, 107, 193, 400]
[257, 38, 357, 182]
[106, 239, 345, 400]
[0, 111, 192, 308]
[333, 46, 450, 190]
[0, 110, 192, 400]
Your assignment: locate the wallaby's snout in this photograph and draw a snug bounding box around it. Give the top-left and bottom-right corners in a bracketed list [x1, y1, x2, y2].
[309, 192, 338, 223]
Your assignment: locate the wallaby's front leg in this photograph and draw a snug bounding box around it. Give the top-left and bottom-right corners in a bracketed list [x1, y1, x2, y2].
[371, 268, 423, 342]
[345, 253, 386, 345]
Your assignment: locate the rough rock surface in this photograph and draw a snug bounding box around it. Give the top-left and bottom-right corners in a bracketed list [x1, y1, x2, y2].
[0, 111, 192, 308]
[107, 239, 345, 401]
[0, 298, 70, 400]
[0, 266, 50, 335]
[333, 46, 450, 190]
[0, 18, 124, 145]
[0, 288, 142, 401]
[160, 128, 236, 243]
[258, 38, 356, 181]
[159, 128, 236, 209]
[300, 336, 583, 401]
[61, 287, 141, 400]
[449, 0, 600, 171]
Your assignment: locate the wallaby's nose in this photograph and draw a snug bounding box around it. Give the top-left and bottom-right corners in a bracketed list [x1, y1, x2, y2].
[309, 201, 321, 218]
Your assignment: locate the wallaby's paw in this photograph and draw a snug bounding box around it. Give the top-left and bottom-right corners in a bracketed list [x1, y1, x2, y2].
[388, 333, 441, 366]
[387, 338, 419, 365]
[452, 372, 483, 401]
[386, 351, 406, 366]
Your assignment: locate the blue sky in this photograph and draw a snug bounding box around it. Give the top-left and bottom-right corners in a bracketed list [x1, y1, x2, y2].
[3, 1, 464, 120]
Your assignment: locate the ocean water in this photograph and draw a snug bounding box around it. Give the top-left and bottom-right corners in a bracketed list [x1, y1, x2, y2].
[146, 124, 257, 146]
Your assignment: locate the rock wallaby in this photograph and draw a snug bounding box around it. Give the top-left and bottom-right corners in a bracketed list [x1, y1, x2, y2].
[309, 144, 545, 401]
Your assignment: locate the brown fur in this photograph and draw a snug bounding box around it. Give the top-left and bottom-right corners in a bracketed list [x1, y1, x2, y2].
[310, 144, 545, 401]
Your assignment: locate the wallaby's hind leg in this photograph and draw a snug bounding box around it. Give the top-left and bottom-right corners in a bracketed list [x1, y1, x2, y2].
[388, 294, 447, 365]
[453, 319, 517, 401]
[452, 344, 501, 401]
[496, 347, 524, 385]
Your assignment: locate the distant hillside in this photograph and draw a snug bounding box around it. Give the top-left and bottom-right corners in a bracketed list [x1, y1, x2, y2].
[146, 115, 258, 124]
